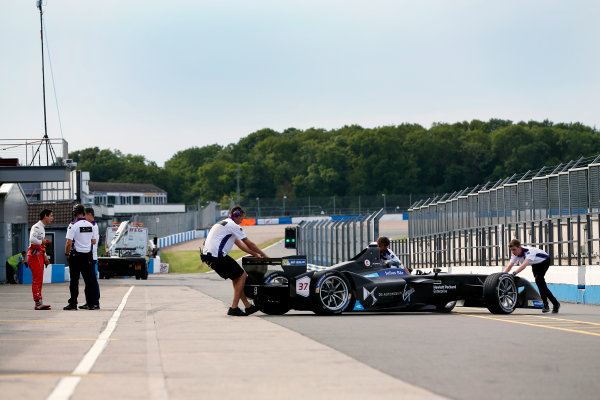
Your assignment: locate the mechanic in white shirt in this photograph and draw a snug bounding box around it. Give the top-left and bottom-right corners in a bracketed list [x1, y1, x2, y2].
[377, 236, 410, 275]
[64, 204, 98, 310]
[201, 206, 268, 316]
[84, 207, 101, 309]
[503, 238, 560, 313]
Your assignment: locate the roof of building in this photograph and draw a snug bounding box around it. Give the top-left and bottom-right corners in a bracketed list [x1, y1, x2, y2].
[89, 181, 166, 194]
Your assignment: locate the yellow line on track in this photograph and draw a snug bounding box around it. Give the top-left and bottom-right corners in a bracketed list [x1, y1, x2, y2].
[455, 312, 600, 337]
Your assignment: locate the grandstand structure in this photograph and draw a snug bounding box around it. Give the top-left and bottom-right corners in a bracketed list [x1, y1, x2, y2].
[402, 154, 600, 269]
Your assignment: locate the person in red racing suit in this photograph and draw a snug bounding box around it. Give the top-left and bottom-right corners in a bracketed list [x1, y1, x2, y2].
[28, 209, 54, 310]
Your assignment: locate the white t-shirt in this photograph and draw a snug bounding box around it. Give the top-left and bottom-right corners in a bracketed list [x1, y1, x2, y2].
[29, 220, 46, 246]
[66, 218, 94, 253]
[202, 218, 247, 257]
[510, 245, 549, 265]
[91, 223, 99, 260]
[380, 248, 400, 263]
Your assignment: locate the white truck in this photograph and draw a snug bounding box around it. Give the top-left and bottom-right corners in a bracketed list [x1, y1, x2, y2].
[98, 221, 150, 280]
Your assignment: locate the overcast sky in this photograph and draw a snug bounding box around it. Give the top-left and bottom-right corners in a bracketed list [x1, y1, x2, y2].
[1, 0, 598, 166]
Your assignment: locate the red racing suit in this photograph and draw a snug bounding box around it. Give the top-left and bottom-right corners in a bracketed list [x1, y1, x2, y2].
[27, 244, 47, 302]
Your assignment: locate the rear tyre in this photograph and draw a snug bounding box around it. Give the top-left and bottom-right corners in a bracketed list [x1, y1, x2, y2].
[484, 273, 517, 314]
[311, 272, 352, 315]
[258, 272, 290, 315]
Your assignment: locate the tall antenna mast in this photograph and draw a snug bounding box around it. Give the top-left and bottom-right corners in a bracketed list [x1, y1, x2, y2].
[31, 1, 57, 166]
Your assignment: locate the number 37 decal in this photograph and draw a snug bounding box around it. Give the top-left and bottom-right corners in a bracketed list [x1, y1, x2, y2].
[296, 276, 311, 298]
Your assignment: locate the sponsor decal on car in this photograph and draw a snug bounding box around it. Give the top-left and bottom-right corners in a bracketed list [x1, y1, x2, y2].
[433, 284, 457, 294]
[528, 300, 544, 308]
[353, 300, 365, 311]
[296, 276, 311, 298]
[402, 285, 415, 302]
[378, 269, 407, 277]
[362, 273, 378, 278]
[364, 259, 371, 267]
[363, 287, 378, 305]
[282, 258, 307, 266]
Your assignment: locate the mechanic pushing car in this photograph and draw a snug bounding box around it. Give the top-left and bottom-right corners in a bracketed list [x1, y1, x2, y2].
[503, 238, 560, 313]
[201, 206, 268, 316]
[377, 236, 410, 275]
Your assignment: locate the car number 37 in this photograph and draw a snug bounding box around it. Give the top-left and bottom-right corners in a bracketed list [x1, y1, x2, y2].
[296, 276, 311, 297]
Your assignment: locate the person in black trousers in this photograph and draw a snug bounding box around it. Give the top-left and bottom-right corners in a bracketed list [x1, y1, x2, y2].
[504, 238, 560, 313]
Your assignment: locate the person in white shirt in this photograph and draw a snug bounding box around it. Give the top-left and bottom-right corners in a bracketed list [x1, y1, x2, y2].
[28, 209, 53, 310]
[377, 236, 410, 275]
[503, 238, 560, 313]
[83, 207, 101, 309]
[201, 206, 268, 316]
[64, 204, 98, 310]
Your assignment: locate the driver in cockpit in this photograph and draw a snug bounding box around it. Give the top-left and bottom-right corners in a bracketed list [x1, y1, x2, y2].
[377, 236, 411, 275]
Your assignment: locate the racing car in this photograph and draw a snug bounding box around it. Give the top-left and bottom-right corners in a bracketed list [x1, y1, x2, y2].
[243, 243, 544, 315]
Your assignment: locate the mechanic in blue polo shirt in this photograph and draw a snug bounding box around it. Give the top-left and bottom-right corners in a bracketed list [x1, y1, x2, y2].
[377, 236, 410, 275]
[503, 238, 560, 313]
[201, 205, 268, 316]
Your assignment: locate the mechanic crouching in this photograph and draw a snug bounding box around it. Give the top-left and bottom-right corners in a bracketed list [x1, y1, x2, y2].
[377, 236, 410, 275]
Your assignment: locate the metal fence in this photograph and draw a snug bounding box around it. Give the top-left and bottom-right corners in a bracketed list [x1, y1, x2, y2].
[0, 138, 69, 167]
[406, 155, 600, 269]
[218, 194, 425, 219]
[296, 209, 384, 266]
[97, 202, 218, 246]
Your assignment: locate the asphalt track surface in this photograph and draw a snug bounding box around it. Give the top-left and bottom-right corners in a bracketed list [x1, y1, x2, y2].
[1, 240, 600, 399]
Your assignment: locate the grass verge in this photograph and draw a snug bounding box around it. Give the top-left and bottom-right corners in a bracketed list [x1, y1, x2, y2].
[162, 237, 283, 274]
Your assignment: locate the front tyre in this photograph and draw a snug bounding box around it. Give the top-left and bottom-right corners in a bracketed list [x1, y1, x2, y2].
[484, 273, 517, 314]
[311, 272, 352, 315]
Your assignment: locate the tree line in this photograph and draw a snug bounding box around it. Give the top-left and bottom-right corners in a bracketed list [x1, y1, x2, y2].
[69, 119, 599, 205]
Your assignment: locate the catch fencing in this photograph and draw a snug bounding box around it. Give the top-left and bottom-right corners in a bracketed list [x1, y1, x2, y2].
[406, 155, 600, 269]
[296, 210, 384, 267]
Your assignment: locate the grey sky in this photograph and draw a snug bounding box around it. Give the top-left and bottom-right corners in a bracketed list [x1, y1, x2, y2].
[1, 0, 598, 165]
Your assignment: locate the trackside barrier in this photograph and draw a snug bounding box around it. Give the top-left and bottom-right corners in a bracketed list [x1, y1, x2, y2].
[297, 209, 384, 267]
[18, 264, 65, 284]
[158, 230, 207, 248]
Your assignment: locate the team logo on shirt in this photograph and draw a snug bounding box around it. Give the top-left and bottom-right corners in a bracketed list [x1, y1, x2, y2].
[80, 226, 92, 233]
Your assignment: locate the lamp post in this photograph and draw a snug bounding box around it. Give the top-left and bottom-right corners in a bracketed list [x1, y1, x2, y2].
[283, 195, 287, 216]
[256, 197, 260, 218]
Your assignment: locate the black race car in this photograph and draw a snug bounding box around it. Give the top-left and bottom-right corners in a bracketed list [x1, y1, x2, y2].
[243, 243, 544, 315]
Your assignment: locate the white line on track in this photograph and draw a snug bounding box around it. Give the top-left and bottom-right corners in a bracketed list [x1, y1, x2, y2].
[45, 286, 135, 400]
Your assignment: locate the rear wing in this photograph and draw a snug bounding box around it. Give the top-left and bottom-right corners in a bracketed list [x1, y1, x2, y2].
[242, 255, 307, 278]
